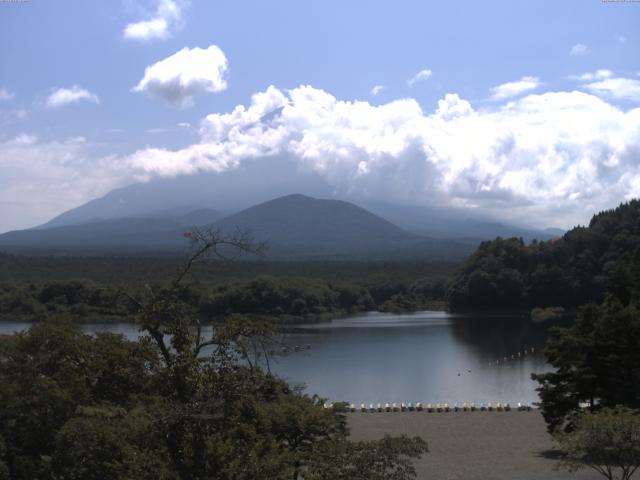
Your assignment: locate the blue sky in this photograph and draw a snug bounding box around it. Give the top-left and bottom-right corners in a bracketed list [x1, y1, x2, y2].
[0, 0, 639, 232]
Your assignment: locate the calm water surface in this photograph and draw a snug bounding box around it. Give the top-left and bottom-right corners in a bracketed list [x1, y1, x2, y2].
[0, 311, 552, 405]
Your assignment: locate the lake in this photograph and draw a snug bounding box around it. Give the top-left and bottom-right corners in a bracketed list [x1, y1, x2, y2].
[0, 311, 552, 406]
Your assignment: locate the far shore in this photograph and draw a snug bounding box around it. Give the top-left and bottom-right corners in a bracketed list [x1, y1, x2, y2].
[348, 411, 600, 480]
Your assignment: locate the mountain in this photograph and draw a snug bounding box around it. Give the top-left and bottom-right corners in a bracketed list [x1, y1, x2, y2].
[0, 194, 476, 260]
[33, 160, 559, 242]
[359, 202, 561, 241]
[0, 217, 188, 255]
[38, 157, 332, 229]
[213, 194, 419, 258]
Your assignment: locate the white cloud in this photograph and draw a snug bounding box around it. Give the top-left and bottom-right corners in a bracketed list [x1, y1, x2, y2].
[619, 35, 627, 44]
[370, 85, 385, 96]
[490, 76, 541, 100]
[570, 43, 589, 56]
[133, 45, 228, 106]
[119, 85, 640, 228]
[583, 77, 640, 102]
[569, 69, 614, 81]
[407, 69, 432, 86]
[45, 86, 100, 109]
[178, 122, 191, 128]
[0, 135, 123, 231]
[0, 88, 14, 102]
[123, 0, 187, 41]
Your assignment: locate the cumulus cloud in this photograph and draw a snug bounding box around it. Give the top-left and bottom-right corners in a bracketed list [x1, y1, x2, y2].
[569, 69, 613, 81]
[123, 0, 187, 41]
[407, 69, 432, 86]
[0, 88, 14, 102]
[583, 77, 640, 102]
[117, 85, 640, 228]
[490, 76, 541, 100]
[45, 86, 100, 109]
[133, 45, 228, 106]
[370, 85, 385, 96]
[570, 43, 588, 55]
[570, 70, 640, 102]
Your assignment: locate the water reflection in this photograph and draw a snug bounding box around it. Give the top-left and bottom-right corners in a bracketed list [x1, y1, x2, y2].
[272, 311, 552, 404]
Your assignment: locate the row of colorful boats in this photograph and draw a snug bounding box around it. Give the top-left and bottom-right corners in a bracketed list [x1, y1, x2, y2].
[323, 402, 534, 412]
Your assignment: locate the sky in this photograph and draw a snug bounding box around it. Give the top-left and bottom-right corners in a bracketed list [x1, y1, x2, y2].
[0, 0, 639, 233]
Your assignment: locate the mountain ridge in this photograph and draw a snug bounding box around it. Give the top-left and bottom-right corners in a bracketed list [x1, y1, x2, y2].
[0, 194, 477, 260]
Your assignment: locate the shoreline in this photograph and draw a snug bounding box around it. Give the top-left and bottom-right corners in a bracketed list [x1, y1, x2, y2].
[347, 411, 599, 480]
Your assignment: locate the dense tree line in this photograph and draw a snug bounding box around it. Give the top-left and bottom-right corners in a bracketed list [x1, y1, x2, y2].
[507, 200, 640, 450]
[533, 300, 640, 432]
[200, 276, 375, 318]
[447, 200, 640, 309]
[0, 275, 448, 323]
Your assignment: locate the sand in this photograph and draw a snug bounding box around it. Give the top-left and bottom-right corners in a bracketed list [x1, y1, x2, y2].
[347, 410, 602, 480]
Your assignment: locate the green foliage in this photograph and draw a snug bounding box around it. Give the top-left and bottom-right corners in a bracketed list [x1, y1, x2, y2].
[532, 301, 640, 433]
[555, 406, 640, 480]
[201, 275, 375, 318]
[447, 200, 640, 309]
[0, 260, 455, 323]
[0, 318, 159, 479]
[306, 435, 428, 480]
[0, 230, 428, 479]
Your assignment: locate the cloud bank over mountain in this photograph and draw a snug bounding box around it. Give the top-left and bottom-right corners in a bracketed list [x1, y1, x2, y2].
[3, 83, 639, 231]
[123, 84, 640, 227]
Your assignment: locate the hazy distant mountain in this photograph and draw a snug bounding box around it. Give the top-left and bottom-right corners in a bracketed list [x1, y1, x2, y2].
[360, 202, 561, 241]
[38, 157, 333, 229]
[33, 159, 560, 242]
[0, 217, 189, 255]
[0, 194, 476, 260]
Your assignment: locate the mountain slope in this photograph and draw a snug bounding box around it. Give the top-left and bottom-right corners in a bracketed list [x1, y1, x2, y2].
[215, 194, 413, 246]
[360, 202, 561, 241]
[0, 194, 477, 259]
[212, 194, 475, 259]
[0, 207, 224, 255]
[38, 158, 333, 229]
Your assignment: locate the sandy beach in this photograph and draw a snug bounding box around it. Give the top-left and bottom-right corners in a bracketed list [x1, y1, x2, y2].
[348, 410, 601, 480]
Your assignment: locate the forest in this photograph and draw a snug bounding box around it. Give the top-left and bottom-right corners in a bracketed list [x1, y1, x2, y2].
[0, 257, 451, 323]
[447, 200, 640, 310]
